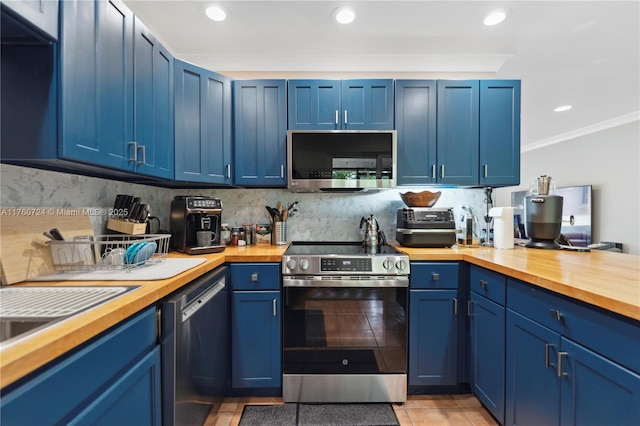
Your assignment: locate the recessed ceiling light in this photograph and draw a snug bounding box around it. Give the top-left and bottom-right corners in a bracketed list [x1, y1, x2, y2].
[483, 10, 507, 26]
[205, 5, 228, 22]
[554, 105, 573, 112]
[333, 7, 356, 24]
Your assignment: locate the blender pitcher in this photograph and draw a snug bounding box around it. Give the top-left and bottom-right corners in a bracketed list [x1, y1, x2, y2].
[530, 175, 556, 195]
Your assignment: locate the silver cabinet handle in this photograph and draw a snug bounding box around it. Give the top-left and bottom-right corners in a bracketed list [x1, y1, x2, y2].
[128, 141, 137, 162]
[431, 164, 436, 179]
[545, 343, 555, 368]
[550, 309, 563, 321]
[484, 164, 488, 178]
[280, 165, 284, 178]
[467, 300, 473, 316]
[557, 351, 569, 377]
[335, 110, 339, 125]
[251, 273, 259, 282]
[273, 299, 277, 317]
[453, 298, 458, 315]
[344, 110, 348, 125]
[432, 272, 440, 281]
[137, 145, 146, 165]
[226, 164, 231, 178]
[440, 164, 445, 178]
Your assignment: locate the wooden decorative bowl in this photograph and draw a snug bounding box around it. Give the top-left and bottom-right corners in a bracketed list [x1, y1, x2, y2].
[399, 190, 442, 208]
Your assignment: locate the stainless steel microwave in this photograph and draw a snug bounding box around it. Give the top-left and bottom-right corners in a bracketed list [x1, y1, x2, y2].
[287, 130, 397, 192]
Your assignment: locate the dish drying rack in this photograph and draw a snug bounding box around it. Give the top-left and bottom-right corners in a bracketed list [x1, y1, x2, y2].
[48, 234, 171, 272]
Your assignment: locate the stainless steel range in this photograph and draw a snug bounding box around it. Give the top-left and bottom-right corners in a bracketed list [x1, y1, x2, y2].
[281, 242, 409, 403]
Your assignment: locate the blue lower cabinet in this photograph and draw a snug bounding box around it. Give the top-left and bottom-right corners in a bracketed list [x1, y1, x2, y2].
[231, 291, 281, 389]
[409, 289, 458, 386]
[0, 308, 160, 426]
[560, 338, 640, 426]
[506, 310, 561, 426]
[469, 291, 505, 424]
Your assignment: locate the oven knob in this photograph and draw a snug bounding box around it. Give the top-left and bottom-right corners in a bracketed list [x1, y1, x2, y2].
[383, 258, 395, 270]
[395, 259, 408, 271]
[286, 259, 297, 271]
[299, 259, 310, 270]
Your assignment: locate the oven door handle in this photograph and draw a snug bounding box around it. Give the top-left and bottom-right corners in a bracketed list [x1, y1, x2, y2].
[283, 276, 409, 288]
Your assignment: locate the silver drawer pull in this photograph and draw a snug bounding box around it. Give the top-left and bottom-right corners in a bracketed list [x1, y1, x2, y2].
[432, 272, 440, 281]
[479, 280, 488, 289]
[273, 299, 277, 317]
[550, 309, 563, 321]
[453, 298, 458, 315]
[251, 273, 259, 282]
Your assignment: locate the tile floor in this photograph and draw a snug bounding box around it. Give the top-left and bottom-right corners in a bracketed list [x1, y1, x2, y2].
[204, 394, 499, 426]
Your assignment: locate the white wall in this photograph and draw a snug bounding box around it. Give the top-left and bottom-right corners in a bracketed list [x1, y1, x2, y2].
[495, 120, 640, 254]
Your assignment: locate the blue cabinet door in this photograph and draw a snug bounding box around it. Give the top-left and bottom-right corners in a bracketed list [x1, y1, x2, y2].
[133, 17, 174, 180]
[480, 80, 521, 186]
[174, 59, 232, 184]
[409, 289, 458, 386]
[436, 80, 479, 186]
[560, 338, 640, 426]
[395, 80, 437, 185]
[288, 80, 341, 130]
[233, 80, 287, 186]
[59, 0, 135, 172]
[469, 291, 505, 424]
[68, 347, 162, 426]
[231, 291, 282, 389]
[342, 79, 394, 130]
[506, 310, 561, 426]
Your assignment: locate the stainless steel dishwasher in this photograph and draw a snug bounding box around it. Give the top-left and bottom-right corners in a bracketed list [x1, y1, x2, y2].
[161, 266, 228, 426]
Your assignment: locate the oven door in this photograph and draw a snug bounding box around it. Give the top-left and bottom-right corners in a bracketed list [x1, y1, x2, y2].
[282, 279, 408, 403]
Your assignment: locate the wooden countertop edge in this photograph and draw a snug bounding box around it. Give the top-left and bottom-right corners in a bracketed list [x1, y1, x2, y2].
[2, 244, 638, 389]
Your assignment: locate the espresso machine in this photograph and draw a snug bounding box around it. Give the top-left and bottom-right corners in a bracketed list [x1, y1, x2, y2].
[170, 196, 225, 254]
[524, 176, 563, 249]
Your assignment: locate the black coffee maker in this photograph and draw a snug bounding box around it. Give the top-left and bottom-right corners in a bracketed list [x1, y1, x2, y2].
[170, 196, 226, 254]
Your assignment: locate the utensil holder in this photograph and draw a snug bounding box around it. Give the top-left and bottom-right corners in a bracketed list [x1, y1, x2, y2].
[272, 222, 286, 245]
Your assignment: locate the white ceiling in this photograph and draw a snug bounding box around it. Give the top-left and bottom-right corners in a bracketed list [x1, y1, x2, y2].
[124, 0, 640, 149]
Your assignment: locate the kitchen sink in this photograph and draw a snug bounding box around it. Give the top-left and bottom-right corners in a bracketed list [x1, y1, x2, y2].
[0, 286, 139, 346]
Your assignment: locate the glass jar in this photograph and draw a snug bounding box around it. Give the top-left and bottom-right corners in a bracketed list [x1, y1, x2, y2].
[220, 224, 231, 245]
[231, 227, 242, 245]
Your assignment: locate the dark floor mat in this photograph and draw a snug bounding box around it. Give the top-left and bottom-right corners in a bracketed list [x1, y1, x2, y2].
[239, 403, 298, 425]
[239, 403, 399, 426]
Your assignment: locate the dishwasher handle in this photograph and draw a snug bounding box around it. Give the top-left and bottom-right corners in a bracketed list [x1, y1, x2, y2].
[181, 279, 225, 323]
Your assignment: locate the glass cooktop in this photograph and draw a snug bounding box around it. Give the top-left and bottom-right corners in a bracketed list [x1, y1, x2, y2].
[286, 241, 401, 256]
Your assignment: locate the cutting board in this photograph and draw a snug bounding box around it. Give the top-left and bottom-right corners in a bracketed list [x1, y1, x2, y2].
[0, 209, 95, 285]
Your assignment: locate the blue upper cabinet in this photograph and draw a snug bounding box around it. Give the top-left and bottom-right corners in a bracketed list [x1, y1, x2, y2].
[132, 17, 174, 180]
[287, 80, 341, 130]
[437, 80, 480, 186]
[1, 0, 59, 41]
[479, 80, 521, 186]
[395, 80, 437, 185]
[174, 59, 233, 184]
[59, 0, 135, 173]
[233, 80, 287, 186]
[288, 79, 394, 130]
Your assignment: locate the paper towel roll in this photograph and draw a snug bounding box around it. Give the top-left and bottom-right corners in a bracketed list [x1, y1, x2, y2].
[489, 207, 515, 249]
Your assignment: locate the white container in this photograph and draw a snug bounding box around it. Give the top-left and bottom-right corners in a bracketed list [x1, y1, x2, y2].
[489, 207, 515, 249]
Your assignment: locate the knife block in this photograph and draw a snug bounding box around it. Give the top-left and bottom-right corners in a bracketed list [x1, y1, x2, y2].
[107, 218, 147, 235]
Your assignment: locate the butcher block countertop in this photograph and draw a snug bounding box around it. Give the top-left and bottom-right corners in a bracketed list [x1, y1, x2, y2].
[1, 243, 638, 389]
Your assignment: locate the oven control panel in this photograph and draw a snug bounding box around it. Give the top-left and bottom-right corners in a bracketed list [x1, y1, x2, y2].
[282, 255, 409, 276]
[321, 257, 372, 272]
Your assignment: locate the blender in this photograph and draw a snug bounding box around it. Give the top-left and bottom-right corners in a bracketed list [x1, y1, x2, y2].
[524, 175, 563, 249]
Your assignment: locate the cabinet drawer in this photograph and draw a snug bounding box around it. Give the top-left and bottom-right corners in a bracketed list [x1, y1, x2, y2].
[410, 262, 459, 289]
[470, 265, 506, 305]
[230, 263, 280, 290]
[507, 279, 640, 374]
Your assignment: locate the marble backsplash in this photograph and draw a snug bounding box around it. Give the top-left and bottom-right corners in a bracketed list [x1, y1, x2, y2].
[1, 165, 489, 242]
